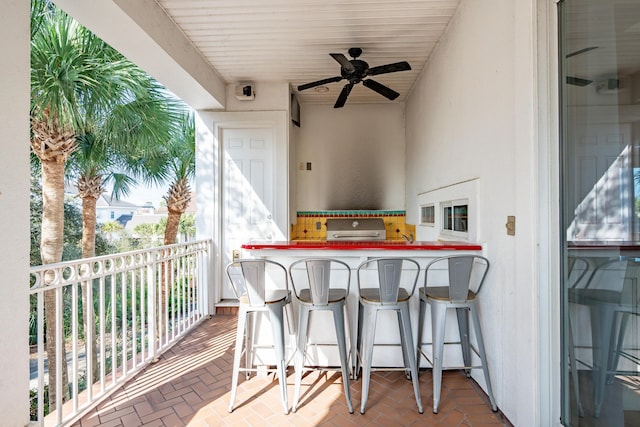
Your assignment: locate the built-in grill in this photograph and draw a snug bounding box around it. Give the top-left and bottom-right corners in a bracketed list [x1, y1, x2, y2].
[326, 218, 387, 241]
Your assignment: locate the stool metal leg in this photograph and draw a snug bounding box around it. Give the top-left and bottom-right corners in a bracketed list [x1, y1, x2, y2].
[430, 302, 447, 414]
[456, 307, 472, 377]
[568, 317, 584, 417]
[229, 306, 248, 413]
[292, 305, 310, 412]
[359, 304, 377, 414]
[355, 300, 364, 380]
[416, 297, 427, 369]
[343, 303, 353, 380]
[268, 304, 290, 415]
[397, 310, 411, 379]
[399, 304, 424, 414]
[470, 302, 497, 411]
[332, 303, 354, 413]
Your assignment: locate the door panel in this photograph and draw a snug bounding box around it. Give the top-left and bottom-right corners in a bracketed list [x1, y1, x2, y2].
[221, 127, 275, 299]
[568, 123, 632, 240]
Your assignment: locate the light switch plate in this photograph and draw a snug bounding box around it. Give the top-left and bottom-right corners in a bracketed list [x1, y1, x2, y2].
[506, 216, 515, 236]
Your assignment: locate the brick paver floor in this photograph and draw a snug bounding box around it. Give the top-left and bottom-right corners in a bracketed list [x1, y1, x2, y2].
[75, 314, 512, 426]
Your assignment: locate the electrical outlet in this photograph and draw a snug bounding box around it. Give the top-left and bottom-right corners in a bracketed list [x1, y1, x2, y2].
[232, 249, 241, 261]
[306, 162, 312, 170]
[298, 162, 305, 170]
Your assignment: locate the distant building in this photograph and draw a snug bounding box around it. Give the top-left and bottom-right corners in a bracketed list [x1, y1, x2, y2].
[95, 195, 140, 225]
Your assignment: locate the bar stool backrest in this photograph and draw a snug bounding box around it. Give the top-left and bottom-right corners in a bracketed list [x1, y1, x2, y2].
[358, 257, 420, 304]
[378, 258, 403, 303]
[226, 259, 288, 307]
[308, 259, 331, 305]
[425, 255, 490, 303]
[289, 258, 351, 306]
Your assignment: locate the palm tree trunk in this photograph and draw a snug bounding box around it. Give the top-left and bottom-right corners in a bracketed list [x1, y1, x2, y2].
[164, 208, 182, 246]
[81, 194, 100, 383]
[161, 208, 182, 317]
[41, 158, 69, 408]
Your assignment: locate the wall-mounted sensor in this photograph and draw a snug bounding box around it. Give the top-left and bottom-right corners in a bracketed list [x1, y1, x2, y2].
[234, 82, 255, 100]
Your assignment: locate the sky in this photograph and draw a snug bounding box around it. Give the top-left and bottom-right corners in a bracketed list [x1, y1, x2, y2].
[108, 183, 167, 207]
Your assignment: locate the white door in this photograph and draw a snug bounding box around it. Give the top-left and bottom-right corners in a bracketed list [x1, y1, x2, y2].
[569, 123, 633, 240]
[221, 127, 276, 299]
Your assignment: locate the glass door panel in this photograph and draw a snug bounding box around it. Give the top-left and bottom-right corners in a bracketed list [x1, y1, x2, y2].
[560, 1, 640, 425]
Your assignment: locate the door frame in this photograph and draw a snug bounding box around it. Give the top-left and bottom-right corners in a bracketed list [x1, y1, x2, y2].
[201, 111, 290, 305]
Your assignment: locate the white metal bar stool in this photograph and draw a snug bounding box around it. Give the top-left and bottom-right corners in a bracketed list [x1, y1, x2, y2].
[417, 254, 497, 414]
[226, 259, 292, 414]
[356, 257, 423, 414]
[568, 256, 640, 418]
[288, 258, 354, 413]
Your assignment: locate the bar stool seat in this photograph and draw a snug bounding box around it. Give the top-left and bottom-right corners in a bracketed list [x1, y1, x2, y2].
[238, 289, 290, 305]
[359, 288, 411, 302]
[289, 257, 354, 413]
[226, 259, 292, 415]
[356, 257, 423, 415]
[417, 254, 497, 414]
[298, 288, 348, 304]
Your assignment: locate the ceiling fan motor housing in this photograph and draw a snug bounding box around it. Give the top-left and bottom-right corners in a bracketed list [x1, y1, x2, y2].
[342, 60, 369, 81]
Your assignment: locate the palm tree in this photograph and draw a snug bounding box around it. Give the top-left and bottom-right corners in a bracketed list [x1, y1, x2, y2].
[162, 113, 196, 245]
[30, 0, 174, 406]
[141, 112, 196, 245]
[71, 79, 184, 260]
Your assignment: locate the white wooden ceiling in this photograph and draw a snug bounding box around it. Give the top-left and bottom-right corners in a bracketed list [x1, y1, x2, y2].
[156, 0, 460, 105]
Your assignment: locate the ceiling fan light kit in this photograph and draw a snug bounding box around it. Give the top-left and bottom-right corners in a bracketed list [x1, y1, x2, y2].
[297, 47, 411, 108]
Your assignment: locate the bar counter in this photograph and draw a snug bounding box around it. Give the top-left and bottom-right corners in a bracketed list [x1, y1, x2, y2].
[240, 239, 485, 369]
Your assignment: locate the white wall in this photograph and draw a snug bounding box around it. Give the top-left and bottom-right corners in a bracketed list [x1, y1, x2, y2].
[296, 103, 406, 210]
[0, 1, 30, 425]
[405, 1, 541, 425]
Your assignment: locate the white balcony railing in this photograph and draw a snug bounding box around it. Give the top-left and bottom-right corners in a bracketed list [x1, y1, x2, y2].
[29, 240, 212, 426]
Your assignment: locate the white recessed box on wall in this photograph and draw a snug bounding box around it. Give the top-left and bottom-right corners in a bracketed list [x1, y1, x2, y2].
[417, 178, 478, 242]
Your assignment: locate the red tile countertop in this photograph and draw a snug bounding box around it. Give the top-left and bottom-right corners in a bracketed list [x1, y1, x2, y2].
[241, 240, 483, 250]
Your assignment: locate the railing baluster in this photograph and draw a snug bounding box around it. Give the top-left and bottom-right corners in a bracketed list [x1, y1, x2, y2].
[71, 280, 79, 413]
[86, 267, 94, 403]
[147, 254, 156, 362]
[55, 281, 63, 425]
[37, 288, 45, 425]
[110, 269, 116, 386]
[121, 268, 127, 378]
[131, 268, 138, 371]
[99, 272, 106, 393]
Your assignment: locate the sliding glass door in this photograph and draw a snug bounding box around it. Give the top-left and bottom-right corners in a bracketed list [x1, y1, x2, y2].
[559, 1, 640, 425]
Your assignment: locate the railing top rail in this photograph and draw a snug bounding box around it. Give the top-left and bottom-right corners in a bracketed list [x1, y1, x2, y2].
[29, 239, 212, 292]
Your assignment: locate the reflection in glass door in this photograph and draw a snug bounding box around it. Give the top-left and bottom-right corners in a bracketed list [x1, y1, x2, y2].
[559, 1, 640, 425]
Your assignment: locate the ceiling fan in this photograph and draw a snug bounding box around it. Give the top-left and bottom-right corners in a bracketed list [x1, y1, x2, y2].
[565, 46, 598, 87]
[297, 47, 411, 108]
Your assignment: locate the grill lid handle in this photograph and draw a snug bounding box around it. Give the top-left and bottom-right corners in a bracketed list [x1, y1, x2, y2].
[331, 232, 381, 238]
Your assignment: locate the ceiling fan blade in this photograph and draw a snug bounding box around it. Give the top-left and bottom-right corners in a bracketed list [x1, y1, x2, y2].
[566, 46, 598, 58]
[363, 79, 400, 100]
[334, 83, 353, 108]
[566, 76, 593, 87]
[330, 53, 355, 73]
[297, 76, 343, 91]
[367, 61, 411, 76]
